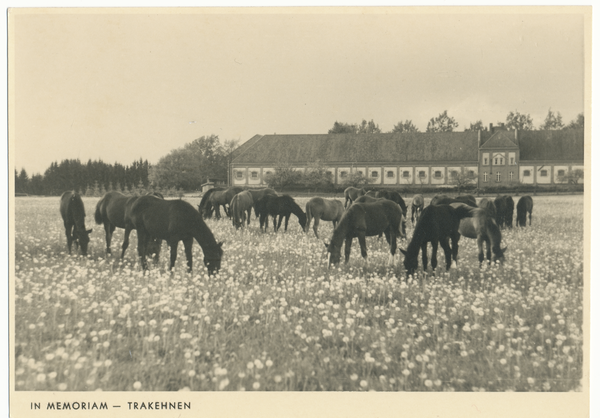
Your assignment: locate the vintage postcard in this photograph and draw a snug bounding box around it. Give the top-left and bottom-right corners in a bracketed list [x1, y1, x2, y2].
[7, 6, 592, 418]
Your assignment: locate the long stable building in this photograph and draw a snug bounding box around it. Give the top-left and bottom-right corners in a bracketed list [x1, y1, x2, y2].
[230, 126, 584, 189]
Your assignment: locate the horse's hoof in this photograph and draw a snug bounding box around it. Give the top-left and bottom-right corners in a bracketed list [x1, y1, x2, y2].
[450, 261, 457, 269]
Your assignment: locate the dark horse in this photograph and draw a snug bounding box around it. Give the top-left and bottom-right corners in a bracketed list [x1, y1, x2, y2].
[325, 200, 405, 266]
[246, 188, 278, 218]
[375, 190, 407, 235]
[494, 195, 514, 228]
[198, 187, 244, 219]
[430, 194, 477, 207]
[400, 204, 474, 277]
[230, 190, 254, 229]
[453, 203, 507, 265]
[305, 197, 344, 239]
[344, 186, 366, 208]
[60, 191, 92, 255]
[198, 187, 225, 218]
[516, 196, 534, 227]
[256, 195, 307, 232]
[411, 194, 424, 225]
[94, 191, 163, 259]
[129, 195, 223, 274]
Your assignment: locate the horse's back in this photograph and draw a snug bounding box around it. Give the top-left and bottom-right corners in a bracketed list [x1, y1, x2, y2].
[60, 191, 85, 222]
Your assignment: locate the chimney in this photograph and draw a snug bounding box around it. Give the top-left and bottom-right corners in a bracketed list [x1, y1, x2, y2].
[478, 129, 481, 148]
[489, 123, 494, 133]
[515, 128, 518, 144]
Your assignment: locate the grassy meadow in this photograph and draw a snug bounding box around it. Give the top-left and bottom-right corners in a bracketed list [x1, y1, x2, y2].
[13, 194, 584, 392]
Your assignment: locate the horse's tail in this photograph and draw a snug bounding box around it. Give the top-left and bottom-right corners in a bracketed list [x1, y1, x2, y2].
[94, 197, 104, 225]
[305, 202, 313, 231]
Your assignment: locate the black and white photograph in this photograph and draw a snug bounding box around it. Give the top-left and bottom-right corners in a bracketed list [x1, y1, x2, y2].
[8, 5, 592, 418]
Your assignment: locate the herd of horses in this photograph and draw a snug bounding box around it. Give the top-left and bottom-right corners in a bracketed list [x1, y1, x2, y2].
[59, 186, 534, 278]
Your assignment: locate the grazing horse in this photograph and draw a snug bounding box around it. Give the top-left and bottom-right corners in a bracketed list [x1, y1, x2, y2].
[325, 200, 405, 266]
[305, 197, 344, 239]
[365, 190, 378, 198]
[198, 187, 225, 218]
[516, 196, 534, 227]
[199, 187, 244, 219]
[430, 194, 477, 207]
[256, 195, 307, 232]
[494, 195, 514, 228]
[411, 194, 424, 225]
[344, 186, 366, 208]
[129, 196, 223, 274]
[478, 197, 497, 218]
[246, 188, 278, 218]
[452, 203, 507, 265]
[94, 191, 162, 259]
[60, 191, 92, 255]
[230, 190, 254, 229]
[376, 190, 407, 235]
[399, 204, 474, 277]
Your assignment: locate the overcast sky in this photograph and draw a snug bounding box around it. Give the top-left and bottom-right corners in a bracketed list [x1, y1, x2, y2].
[10, 8, 586, 175]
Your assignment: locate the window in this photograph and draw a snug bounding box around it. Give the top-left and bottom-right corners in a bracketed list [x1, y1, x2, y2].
[357, 171, 363, 176]
[494, 158, 498, 165]
[371, 171, 378, 178]
[510, 157, 515, 165]
[434, 171, 442, 178]
[482, 153, 489, 165]
[468, 170, 475, 176]
[235, 171, 243, 179]
[557, 169, 565, 177]
[509, 172, 514, 181]
[340, 171, 347, 178]
[483, 172, 488, 182]
[387, 171, 394, 178]
[450, 171, 458, 179]
[509, 152, 516, 165]
[326, 171, 332, 176]
[418, 171, 426, 178]
[484, 158, 488, 165]
[402, 171, 410, 178]
[523, 170, 531, 177]
[540, 170, 548, 177]
[493, 154, 505, 165]
[264, 171, 272, 176]
[496, 172, 501, 182]
[250, 171, 258, 179]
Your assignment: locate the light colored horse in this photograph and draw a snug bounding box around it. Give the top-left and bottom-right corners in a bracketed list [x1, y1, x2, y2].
[305, 197, 344, 239]
[230, 191, 254, 229]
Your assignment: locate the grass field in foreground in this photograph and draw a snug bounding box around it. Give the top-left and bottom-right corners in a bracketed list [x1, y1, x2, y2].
[14, 195, 584, 391]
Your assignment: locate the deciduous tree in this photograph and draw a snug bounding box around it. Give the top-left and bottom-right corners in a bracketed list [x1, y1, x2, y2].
[391, 120, 419, 133]
[503, 110, 534, 131]
[426, 110, 458, 132]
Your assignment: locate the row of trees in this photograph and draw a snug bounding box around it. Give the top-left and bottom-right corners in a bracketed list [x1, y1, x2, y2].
[14, 135, 239, 196]
[329, 109, 584, 134]
[15, 158, 151, 196]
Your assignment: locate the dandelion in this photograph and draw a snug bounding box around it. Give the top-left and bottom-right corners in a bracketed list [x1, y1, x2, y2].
[424, 380, 433, 388]
[252, 382, 260, 390]
[527, 377, 535, 385]
[36, 373, 46, 383]
[402, 369, 410, 376]
[58, 383, 67, 391]
[360, 380, 368, 388]
[133, 381, 142, 390]
[350, 374, 358, 381]
[219, 378, 230, 390]
[188, 370, 196, 377]
[274, 375, 282, 383]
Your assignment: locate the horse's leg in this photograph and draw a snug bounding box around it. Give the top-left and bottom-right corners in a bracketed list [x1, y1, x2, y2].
[103, 222, 112, 254]
[246, 208, 251, 226]
[485, 236, 492, 263]
[421, 242, 428, 270]
[215, 205, 221, 219]
[451, 234, 459, 268]
[312, 217, 320, 239]
[64, 222, 73, 254]
[357, 233, 368, 261]
[121, 226, 133, 259]
[137, 229, 149, 271]
[440, 238, 452, 270]
[344, 237, 353, 263]
[272, 215, 278, 232]
[168, 240, 179, 271]
[529, 211, 532, 226]
[183, 238, 193, 273]
[153, 240, 162, 265]
[305, 212, 311, 234]
[430, 241, 438, 271]
[284, 214, 290, 232]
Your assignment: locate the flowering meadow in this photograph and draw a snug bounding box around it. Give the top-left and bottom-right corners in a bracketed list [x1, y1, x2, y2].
[13, 195, 584, 392]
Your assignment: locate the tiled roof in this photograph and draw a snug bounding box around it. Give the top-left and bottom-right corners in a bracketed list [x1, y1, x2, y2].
[232, 132, 482, 165]
[518, 129, 584, 161]
[480, 130, 519, 149]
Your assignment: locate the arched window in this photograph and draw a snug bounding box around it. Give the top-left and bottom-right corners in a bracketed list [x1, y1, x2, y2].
[387, 171, 394, 178]
[371, 171, 379, 178]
